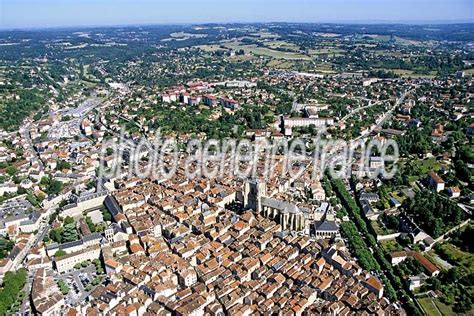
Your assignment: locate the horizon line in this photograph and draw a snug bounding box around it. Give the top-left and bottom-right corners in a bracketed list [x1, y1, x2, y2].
[1, 19, 473, 32]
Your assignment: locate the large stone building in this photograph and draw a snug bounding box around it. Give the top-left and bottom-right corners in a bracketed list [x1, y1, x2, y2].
[243, 180, 309, 232]
[54, 244, 101, 273]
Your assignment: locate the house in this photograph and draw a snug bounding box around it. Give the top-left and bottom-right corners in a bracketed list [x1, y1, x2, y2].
[408, 273, 429, 291]
[203, 95, 218, 107]
[466, 123, 474, 135]
[54, 244, 101, 273]
[390, 251, 408, 265]
[360, 199, 379, 220]
[389, 197, 401, 208]
[81, 119, 93, 136]
[313, 220, 339, 239]
[220, 97, 239, 110]
[431, 124, 445, 142]
[363, 276, 384, 299]
[390, 251, 440, 277]
[187, 96, 199, 106]
[32, 268, 65, 315]
[448, 186, 461, 198]
[359, 191, 380, 203]
[161, 94, 171, 103]
[428, 171, 445, 192]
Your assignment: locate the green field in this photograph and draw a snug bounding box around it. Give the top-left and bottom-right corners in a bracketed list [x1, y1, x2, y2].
[379, 239, 403, 252]
[163, 32, 208, 41]
[264, 40, 299, 50]
[398, 157, 441, 183]
[418, 297, 456, 316]
[267, 59, 296, 69]
[433, 300, 456, 316]
[197, 41, 311, 60]
[439, 242, 474, 274]
[371, 220, 396, 236]
[196, 39, 343, 61]
[249, 31, 280, 39]
[308, 48, 345, 56]
[414, 158, 441, 174]
[389, 190, 408, 204]
[408, 176, 419, 183]
[375, 68, 437, 78]
[313, 32, 341, 38]
[418, 298, 442, 316]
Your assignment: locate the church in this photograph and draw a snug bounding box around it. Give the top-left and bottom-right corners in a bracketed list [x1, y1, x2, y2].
[242, 179, 339, 238]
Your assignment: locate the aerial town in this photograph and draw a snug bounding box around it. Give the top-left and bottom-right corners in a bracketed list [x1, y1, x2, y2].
[0, 19, 473, 316]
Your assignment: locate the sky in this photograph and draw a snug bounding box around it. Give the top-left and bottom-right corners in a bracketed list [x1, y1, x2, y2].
[0, 0, 473, 29]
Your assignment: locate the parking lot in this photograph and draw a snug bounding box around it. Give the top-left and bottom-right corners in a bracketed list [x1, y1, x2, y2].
[56, 265, 97, 306]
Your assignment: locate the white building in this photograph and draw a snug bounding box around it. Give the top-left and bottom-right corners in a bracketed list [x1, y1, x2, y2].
[54, 244, 101, 273]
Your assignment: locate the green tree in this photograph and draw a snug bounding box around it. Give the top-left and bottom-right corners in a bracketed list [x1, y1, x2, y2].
[0, 268, 27, 315]
[102, 208, 112, 222]
[49, 228, 63, 243]
[55, 249, 67, 257]
[62, 223, 78, 242]
[63, 216, 75, 225]
[56, 160, 71, 171]
[5, 166, 16, 177]
[57, 279, 69, 295]
[85, 216, 96, 233]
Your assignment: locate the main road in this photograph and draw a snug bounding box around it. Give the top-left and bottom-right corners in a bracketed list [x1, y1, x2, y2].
[308, 87, 415, 175]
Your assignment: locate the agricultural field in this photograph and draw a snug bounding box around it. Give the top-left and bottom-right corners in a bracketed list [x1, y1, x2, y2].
[308, 48, 345, 56]
[313, 32, 341, 38]
[224, 41, 311, 60]
[197, 40, 311, 60]
[163, 32, 208, 41]
[249, 31, 281, 39]
[375, 68, 437, 78]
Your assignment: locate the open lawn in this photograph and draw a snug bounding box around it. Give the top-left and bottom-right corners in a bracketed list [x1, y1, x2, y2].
[195, 44, 221, 52]
[314, 69, 337, 74]
[227, 55, 256, 62]
[406, 72, 437, 79]
[391, 69, 414, 76]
